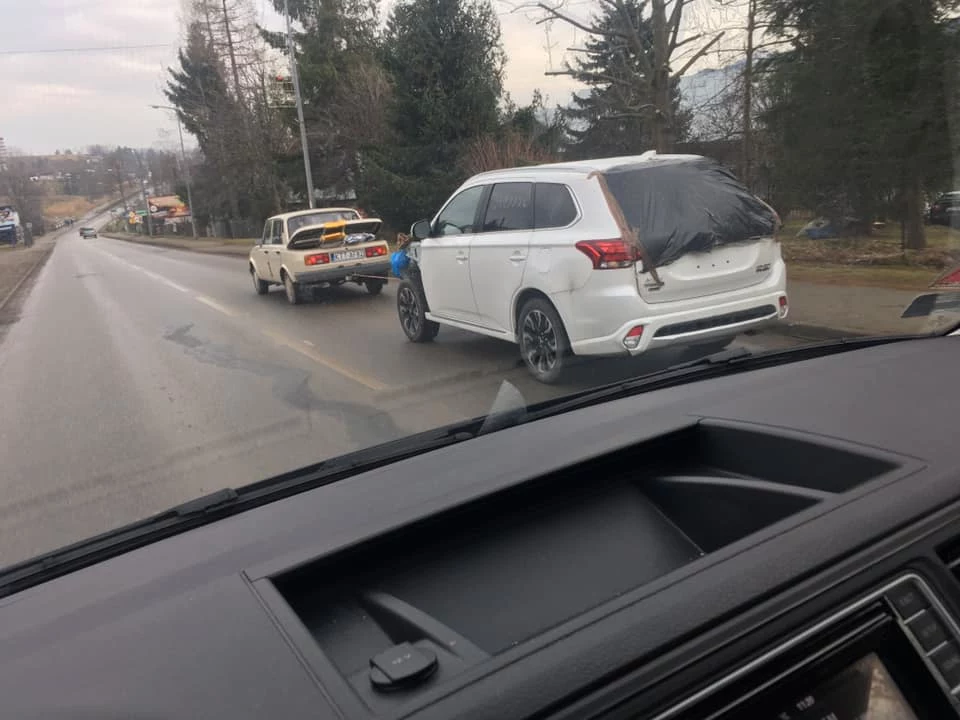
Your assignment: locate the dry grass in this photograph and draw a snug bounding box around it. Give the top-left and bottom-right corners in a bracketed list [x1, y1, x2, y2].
[788, 263, 939, 291]
[781, 223, 960, 270]
[43, 194, 117, 219]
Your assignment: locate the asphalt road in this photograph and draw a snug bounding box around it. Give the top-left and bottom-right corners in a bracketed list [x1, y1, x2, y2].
[0, 215, 805, 566]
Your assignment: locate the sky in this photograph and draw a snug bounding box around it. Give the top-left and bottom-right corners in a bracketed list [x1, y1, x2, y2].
[0, 0, 736, 155]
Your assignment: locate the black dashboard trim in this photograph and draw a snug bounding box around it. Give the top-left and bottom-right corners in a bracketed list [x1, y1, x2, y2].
[648, 572, 960, 719]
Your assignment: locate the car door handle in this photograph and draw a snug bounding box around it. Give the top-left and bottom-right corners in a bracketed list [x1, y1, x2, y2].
[509, 252, 527, 263]
[456, 252, 469, 263]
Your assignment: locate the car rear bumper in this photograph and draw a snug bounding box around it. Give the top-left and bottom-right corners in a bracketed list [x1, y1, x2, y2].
[291, 260, 391, 285]
[566, 264, 788, 356]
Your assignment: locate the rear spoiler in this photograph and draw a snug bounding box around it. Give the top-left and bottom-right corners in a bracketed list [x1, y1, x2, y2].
[288, 218, 383, 249]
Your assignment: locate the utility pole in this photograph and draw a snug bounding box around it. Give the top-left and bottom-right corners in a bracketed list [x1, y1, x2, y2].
[133, 150, 154, 237]
[284, 0, 315, 208]
[150, 105, 198, 238]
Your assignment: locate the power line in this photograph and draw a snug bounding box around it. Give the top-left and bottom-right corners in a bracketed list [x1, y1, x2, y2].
[0, 44, 174, 57]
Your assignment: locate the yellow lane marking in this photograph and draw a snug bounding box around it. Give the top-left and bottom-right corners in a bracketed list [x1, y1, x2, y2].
[260, 328, 387, 392]
[195, 295, 238, 317]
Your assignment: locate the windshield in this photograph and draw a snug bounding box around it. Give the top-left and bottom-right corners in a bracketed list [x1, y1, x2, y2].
[1, 0, 959, 569]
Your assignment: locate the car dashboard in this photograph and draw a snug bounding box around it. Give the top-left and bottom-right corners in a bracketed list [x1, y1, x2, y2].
[3, 337, 960, 719]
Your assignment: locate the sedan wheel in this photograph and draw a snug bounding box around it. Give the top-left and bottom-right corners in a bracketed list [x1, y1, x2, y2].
[251, 266, 269, 295]
[283, 273, 300, 305]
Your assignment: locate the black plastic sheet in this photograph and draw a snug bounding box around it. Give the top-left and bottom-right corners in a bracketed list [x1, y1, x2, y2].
[603, 157, 777, 267]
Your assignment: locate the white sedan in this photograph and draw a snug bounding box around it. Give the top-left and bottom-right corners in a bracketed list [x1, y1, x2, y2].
[249, 208, 391, 304]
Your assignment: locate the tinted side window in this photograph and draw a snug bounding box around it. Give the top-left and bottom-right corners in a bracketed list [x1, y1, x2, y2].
[435, 186, 486, 236]
[261, 221, 271, 244]
[272, 220, 283, 244]
[482, 183, 533, 232]
[534, 183, 577, 229]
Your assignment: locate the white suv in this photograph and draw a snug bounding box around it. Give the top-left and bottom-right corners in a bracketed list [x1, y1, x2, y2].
[396, 153, 788, 383]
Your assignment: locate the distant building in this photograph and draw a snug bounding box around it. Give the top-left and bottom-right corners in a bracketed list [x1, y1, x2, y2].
[0, 137, 7, 172]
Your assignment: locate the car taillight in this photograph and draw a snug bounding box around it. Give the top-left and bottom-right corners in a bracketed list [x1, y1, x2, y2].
[934, 266, 960, 287]
[575, 239, 640, 269]
[365, 245, 387, 258]
[622, 325, 644, 349]
[305, 253, 329, 265]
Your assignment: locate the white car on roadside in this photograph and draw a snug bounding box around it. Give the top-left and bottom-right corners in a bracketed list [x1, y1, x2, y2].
[250, 208, 391, 304]
[396, 153, 788, 383]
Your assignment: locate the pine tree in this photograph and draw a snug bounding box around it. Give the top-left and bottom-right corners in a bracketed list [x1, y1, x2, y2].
[760, 0, 955, 248]
[563, 0, 689, 159]
[358, 0, 506, 228]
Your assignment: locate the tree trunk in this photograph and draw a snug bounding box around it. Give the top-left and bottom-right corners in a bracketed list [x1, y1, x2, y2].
[221, 0, 243, 96]
[650, 0, 674, 152]
[904, 172, 926, 250]
[741, 0, 756, 189]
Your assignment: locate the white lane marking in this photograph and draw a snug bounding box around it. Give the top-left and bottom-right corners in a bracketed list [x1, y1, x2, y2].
[260, 328, 387, 392]
[161, 278, 189, 293]
[195, 295, 237, 317]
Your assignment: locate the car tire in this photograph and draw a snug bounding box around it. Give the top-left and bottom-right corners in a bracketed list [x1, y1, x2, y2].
[397, 279, 438, 342]
[365, 278, 385, 296]
[283, 272, 300, 305]
[251, 266, 269, 295]
[518, 298, 570, 384]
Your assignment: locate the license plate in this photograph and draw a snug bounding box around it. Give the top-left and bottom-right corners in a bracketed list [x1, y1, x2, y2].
[331, 249, 364, 262]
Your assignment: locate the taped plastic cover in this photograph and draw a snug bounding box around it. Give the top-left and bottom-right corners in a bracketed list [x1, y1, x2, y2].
[603, 157, 777, 267]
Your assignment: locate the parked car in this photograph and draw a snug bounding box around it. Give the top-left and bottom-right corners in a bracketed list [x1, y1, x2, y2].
[396, 153, 788, 383]
[79, 227, 97, 238]
[249, 208, 390, 304]
[927, 192, 960, 226]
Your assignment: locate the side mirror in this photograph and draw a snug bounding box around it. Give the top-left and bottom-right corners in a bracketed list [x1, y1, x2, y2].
[411, 219, 431, 240]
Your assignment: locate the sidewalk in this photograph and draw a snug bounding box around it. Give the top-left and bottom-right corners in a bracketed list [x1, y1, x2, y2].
[102, 232, 254, 257]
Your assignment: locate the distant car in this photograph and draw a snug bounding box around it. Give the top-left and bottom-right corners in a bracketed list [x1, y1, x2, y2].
[249, 208, 390, 304]
[928, 192, 960, 226]
[79, 227, 97, 238]
[397, 153, 788, 383]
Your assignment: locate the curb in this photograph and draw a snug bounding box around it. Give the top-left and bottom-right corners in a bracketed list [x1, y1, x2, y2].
[0, 246, 54, 314]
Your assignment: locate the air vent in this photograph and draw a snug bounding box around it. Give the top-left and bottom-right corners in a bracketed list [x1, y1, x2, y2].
[938, 538, 960, 582]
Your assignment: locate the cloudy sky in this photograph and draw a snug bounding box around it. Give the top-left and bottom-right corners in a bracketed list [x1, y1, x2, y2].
[0, 0, 591, 154]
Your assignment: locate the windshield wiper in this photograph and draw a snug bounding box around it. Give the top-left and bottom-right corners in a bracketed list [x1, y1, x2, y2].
[0, 423, 480, 599]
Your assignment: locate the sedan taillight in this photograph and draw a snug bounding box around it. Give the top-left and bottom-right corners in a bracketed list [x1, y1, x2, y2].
[575, 239, 640, 269]
[305, 253, 330, 266]
[365, 245, 387, 258]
